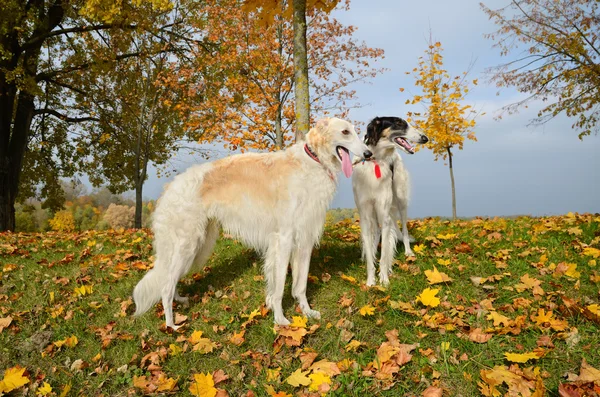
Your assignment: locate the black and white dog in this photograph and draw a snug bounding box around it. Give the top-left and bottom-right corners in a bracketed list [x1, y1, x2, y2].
[352, 117, 428, 286]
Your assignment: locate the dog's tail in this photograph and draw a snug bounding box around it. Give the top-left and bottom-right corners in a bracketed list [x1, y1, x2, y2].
[133, 266, 164, 317]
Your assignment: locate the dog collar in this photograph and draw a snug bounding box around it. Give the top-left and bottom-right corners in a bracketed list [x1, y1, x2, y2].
[354, 157, 382, 179]
[304, 144, 320, 164]
[304, 144, 335, 181]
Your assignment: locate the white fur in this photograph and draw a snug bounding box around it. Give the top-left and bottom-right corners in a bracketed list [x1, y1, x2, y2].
[352, 119, 427, 286]
[133, 117, 370, 328]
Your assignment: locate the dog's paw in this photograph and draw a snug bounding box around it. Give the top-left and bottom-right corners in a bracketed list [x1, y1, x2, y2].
[366, 277, 376, 287]
[379, 275, 390, 287]
[174, 295, 189, 304]
[274, 316, 291, 326]
[303, 308, 321, 320]
[405, 250, 415, 257]
[166, 323, 182, 331]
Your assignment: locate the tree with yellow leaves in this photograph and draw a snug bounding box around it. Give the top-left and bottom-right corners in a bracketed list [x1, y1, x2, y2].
[403, 40, 479, 219]
[481, 0, 600, 139]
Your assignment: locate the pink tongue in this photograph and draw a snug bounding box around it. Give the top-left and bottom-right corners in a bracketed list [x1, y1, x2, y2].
[341, 150, 353, 178]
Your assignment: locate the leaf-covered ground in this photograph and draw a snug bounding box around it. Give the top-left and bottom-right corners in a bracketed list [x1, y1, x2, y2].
[1, 214, 599, 396]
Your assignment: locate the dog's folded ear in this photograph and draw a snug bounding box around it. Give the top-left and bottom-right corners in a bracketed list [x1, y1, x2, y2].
[316, 118, 330, 131]
[365, 117, 381, 146]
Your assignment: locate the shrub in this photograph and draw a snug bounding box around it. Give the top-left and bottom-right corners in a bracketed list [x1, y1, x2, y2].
[49, 210, 76, 232]
[103, 203, 134, 229]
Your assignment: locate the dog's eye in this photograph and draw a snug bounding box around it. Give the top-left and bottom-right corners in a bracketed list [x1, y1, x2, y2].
[342, 129, 350, 135]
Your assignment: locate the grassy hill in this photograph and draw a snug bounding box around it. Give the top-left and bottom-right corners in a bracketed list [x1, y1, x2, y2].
[0, 214, 599, 396]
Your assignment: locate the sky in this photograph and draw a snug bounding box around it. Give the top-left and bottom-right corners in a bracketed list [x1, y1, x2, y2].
[139, 0, 600, 218]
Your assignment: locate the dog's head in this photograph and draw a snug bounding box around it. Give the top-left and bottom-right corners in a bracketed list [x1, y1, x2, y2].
[364, 116, 428, 154]
[306, 117, 372, 178]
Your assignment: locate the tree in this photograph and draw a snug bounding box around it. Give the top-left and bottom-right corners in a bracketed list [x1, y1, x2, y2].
[188, 0, 383, 151]
[0, 0, 199, 231]
[403, 40, 479, 220]
[481, 0, 600, 139]
[73, 35, 198, 228]
[242, 0, 340, 139]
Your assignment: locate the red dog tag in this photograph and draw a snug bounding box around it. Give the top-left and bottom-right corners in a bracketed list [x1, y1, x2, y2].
[374, 162, 381, 179]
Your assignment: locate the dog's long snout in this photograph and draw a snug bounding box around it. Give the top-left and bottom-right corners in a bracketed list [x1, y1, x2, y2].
[363, 150, 373, 159]
[420, 135, 429, 144]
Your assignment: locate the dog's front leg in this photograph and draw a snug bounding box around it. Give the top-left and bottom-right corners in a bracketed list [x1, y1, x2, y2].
[379, 217, 396, 286]
[291, 243, 321, 320]
[359, 211, 378, 286]
[265, 232, 293, 325]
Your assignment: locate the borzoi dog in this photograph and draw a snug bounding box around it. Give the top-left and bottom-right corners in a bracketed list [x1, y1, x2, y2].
[133, 118, 372, 328]
[352, 117, 428, 286]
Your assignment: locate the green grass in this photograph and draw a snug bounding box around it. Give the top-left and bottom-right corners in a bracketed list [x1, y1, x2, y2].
[0, 214, 599, 396]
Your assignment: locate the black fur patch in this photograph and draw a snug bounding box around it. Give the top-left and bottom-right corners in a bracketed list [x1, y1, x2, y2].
[365, 116, 409, 146]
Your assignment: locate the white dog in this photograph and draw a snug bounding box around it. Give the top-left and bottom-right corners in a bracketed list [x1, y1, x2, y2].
[352, 117, 428, 286]
[133, 118, 372, 328]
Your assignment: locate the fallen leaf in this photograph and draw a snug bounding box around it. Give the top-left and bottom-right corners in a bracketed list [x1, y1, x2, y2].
[416, 288, 441, 308]
[189, 373, 217, 397]
[504, 351, 541, 363]
[0, 366, 30, 394]
[285, 368, 311, 387]
[425, 266, 453, 284]
[359, 304, 375, 316]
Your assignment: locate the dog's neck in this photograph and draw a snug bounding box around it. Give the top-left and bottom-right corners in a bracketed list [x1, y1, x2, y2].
[303, 133, 339, 181]
[369, 144, 396, 164]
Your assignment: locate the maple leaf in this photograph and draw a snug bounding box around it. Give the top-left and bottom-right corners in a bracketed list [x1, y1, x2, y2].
[422, 386, 443, 397]
[36, 381, 53, 396]
[437, 258, 451, 266]
[308, 372, 331, 392]
[229, 330, 245, 346]
[169, 343, 182, 356]
[285, 368, 311, 387]
[265, 385, 291, 397]
[436, 233, 457, 240]
[359, 304, 375, 316]
[582, 247, 600, 259]
[575, 358, 600, 383]
[340, 274, 358, 284]
[345, 340, 363, 352]
[424, 266, 453, 284]
[54, 335, 78, 348]
[504, 351, 541, 363]
[73, 284, 93, 297]
[416, 288, 441, 308]
[413, 244, 426, 254]
[487, 311, 511, 327]
[289, 316, 307, 328]
[309, 360, 341, 377]
[468, 328, 492, 343]
[189, 373, 217, 397]
[266, 368, 281, 382]
[0, 366, 29, 394]
[0, 316, 12, 332]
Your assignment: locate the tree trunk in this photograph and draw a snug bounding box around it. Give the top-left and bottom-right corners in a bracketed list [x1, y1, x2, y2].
[135, 180, 143, 228]
[292, 0, 310, 141]
[275, 105, 283, 149]
[447, 146, 457, 220]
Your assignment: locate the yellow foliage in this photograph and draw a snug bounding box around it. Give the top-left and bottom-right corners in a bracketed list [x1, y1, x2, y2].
[49, 210, 75, 232]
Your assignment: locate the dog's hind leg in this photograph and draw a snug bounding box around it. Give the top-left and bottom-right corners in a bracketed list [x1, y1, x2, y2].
[359, 208, 378, 286]
[175, 221, 220, 305]
[397, 199, 414, 257]
[291, 242, 320, 320]
[161, 231, 204, 330]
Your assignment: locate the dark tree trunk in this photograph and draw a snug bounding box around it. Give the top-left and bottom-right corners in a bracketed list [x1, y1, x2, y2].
[0, 0, 65, 231]
[292, 0, 310, 141]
